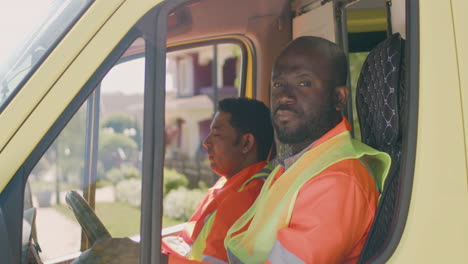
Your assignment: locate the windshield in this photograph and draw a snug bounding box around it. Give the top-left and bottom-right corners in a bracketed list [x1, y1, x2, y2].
[0, 0, 93, 110]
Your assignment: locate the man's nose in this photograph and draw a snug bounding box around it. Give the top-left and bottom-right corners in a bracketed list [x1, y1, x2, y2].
[274, 84, 295, 105]
[203, 135, 211, 149]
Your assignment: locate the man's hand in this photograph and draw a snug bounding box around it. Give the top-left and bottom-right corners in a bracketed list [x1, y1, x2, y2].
[72, 238, 139, 264]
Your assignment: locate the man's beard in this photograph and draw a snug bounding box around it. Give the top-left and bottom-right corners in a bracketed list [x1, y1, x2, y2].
[272, 105, 337, 144]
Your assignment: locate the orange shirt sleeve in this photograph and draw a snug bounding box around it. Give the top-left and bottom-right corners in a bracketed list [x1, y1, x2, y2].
[271, 160, 379, 264]
[203, 179, 263, 261]
[167, 179, 263, 264]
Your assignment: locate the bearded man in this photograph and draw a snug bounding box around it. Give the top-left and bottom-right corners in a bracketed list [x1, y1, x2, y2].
[224, 36, 390, 264]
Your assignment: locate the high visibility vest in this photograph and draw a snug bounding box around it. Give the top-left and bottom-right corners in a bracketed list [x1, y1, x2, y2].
[188, 164, 274, 261]
[225, 131, 391, 263]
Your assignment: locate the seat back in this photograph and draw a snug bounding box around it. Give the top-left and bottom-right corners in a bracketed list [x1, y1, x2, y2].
[355, 33, 406, 263]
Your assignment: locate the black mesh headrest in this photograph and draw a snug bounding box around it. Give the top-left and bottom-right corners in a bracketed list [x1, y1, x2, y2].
[356, 33, 406, 263]
[356, 33, 404, 156]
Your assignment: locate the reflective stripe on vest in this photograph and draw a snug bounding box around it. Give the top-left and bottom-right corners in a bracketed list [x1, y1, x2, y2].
[225, 131, 391, 263]
[188, 211, 217, 260]
[188, 163, 274, 261]
[266, 241, 305, 264]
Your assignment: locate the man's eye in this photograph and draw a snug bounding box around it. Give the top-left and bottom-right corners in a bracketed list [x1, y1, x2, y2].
[299, 81, 311, 87]
[272, 82, 283, 88]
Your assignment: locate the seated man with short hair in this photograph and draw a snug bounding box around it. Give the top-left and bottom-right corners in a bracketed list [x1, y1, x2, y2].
[163, 97, 274, 263]
[75, 97, 274, 264]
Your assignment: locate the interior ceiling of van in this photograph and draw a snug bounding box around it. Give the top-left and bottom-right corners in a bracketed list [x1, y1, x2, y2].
[123, 0, 392, 101]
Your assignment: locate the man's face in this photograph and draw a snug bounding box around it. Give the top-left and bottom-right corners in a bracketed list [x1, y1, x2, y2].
[203, 111, 245, 178]
[270, 48, 336, 144]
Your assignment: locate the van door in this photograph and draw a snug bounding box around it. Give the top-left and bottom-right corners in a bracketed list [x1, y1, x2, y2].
[451, 0, 468, 167]
[0, 1, 188, 263]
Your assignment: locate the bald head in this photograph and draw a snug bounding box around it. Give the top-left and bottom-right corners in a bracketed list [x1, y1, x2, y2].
[270, 36, 349, 153]
[274, 36, 348, 91]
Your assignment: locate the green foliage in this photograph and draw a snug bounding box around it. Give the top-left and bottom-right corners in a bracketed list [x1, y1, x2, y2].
[197, 180, 209, 192]
[106, 166, 141, 185]
[101, 112, 137, 133]
[106, 169, 123, 185]
[349, 53, 368, 88]
[234, 77, 240, 89]
[94, 202, 140, 237]
[95, 179, 112, 188]
[99, 133, 138, 154]
[95, 202, 141, 238]
[96, 161, 106, 181]
[31, 105, 87, 187]
[121, 167, 141, 179]
[101, 112, 142, 150]
[99, 133, 138, 171]
[163, 168, 189, 195]
[348, 52, 369, 140]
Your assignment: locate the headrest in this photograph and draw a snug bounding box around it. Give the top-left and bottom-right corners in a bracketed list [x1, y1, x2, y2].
[356, 33, 405, 152]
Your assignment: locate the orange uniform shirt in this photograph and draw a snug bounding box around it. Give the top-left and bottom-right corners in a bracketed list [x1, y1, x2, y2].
[167, 161, 267, 263]
[266, 118, 379, 263]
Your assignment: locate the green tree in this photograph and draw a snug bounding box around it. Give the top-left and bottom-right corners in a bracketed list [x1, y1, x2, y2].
[99, 133, 138, 171]
[106, 166, 141, 185]
[53, 105, 87, 187]
[101, 112, 142, 150]
[163, 168, 189, 195]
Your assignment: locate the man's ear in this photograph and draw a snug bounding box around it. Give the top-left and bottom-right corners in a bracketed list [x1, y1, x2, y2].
[334, 86, 349, 111]
[241, 133, 256, 154]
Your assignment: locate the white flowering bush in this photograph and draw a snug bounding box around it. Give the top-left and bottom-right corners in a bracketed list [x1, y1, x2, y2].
[107, 166, 141, 185]
[115, 178, 141, 207]
[163, 187, 205, 221]
[111, 168, 202, 219]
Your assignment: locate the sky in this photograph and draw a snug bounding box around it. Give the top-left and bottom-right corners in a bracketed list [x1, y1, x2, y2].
[101, 58, 147, 95]
[0, 0, 53, 63]
[0, 2, 222, 98]
[101, 57, 176, 95]
[0, 0, 165, 96]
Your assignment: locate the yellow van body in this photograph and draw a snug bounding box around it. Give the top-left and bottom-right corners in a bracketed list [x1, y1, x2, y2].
[0, 0, 467, 263]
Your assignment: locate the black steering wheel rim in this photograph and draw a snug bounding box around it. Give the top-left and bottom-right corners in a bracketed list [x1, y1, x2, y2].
[65, 190, 112, 246]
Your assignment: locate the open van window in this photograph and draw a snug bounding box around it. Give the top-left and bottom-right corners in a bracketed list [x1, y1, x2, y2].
[20, 33, 248, 261]
[0, 0, 92, 110]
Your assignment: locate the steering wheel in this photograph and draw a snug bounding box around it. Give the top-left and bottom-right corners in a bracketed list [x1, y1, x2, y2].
[65, 190, 112, 246]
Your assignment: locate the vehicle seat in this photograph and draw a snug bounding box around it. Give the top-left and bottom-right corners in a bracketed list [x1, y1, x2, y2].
[355, 33, 406, 263]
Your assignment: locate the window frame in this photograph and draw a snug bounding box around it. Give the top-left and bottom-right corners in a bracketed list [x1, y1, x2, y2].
[167, 38, 250, 99]
[82, 47, 146, 219]
[0, 1, 250, 262]
[0, 20, 148, 264]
